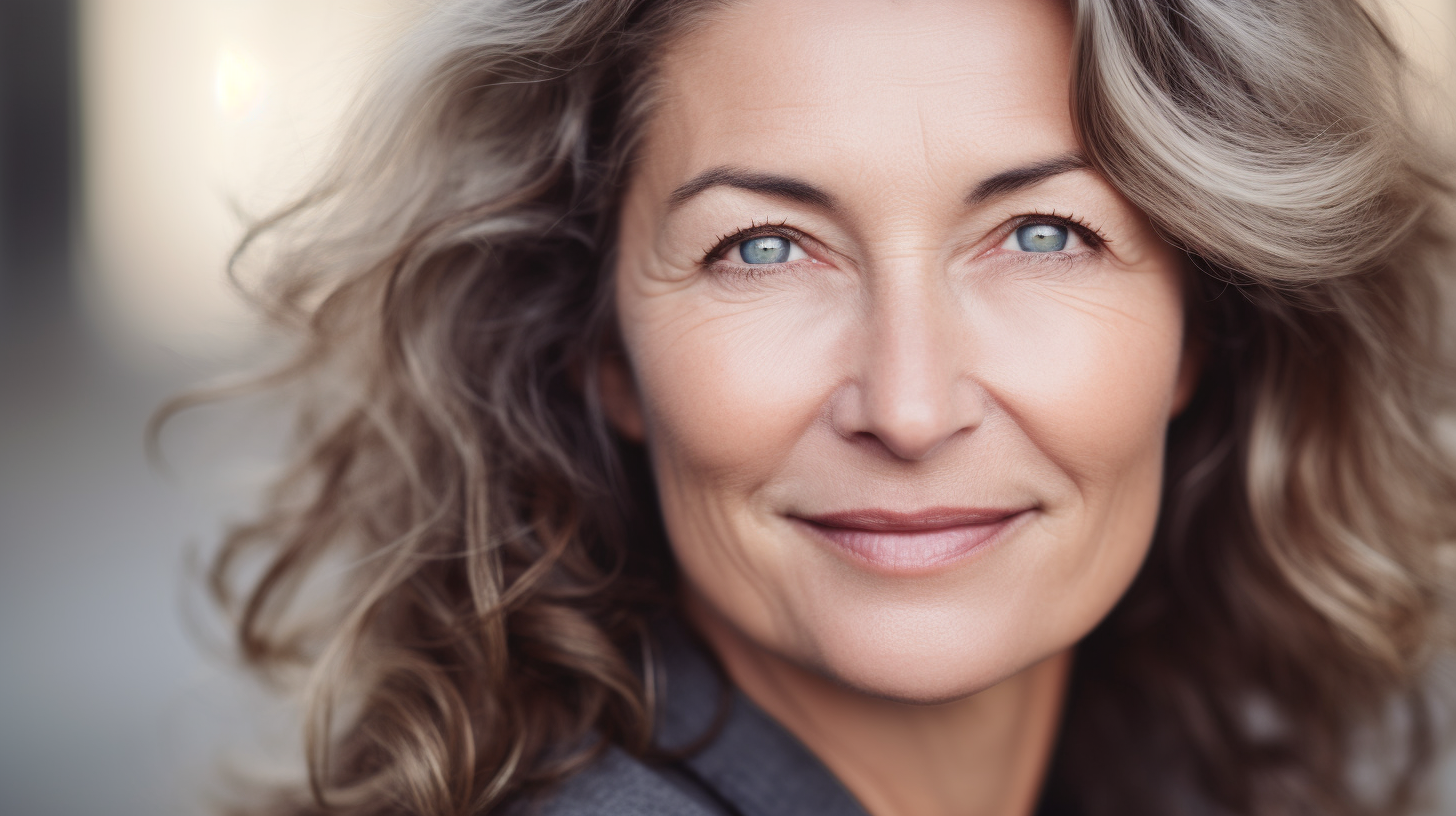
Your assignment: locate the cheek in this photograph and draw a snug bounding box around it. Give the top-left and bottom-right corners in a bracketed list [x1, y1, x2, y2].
[620, 285, 849, 492]
[617, 281, 857, 639]
[966, 273, 1185, 630]
[971, 275, 1186, 486]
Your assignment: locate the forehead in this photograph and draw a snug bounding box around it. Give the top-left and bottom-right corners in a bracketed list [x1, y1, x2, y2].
[642, 0, 1078, 194]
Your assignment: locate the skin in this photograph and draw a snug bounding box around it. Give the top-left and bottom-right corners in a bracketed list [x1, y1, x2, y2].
[602, 0, 1196, 814]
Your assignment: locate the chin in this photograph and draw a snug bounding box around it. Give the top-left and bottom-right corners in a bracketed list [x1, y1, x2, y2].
[829, 667, 1015, 707]
[802, 609, 1065, 705]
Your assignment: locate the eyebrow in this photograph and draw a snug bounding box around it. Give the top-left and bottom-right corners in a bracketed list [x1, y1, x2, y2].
[665, 152, 1089, 212]
[965, 153, 1090, 205]
[667, 166, 837, 211]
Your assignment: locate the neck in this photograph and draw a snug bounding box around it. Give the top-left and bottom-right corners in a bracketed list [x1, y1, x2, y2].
[686, 598, 1071, 816]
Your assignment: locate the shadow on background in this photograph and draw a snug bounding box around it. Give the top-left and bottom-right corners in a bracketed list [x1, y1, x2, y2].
[1, 0, 72, 328]
[0, 2, 272, 815]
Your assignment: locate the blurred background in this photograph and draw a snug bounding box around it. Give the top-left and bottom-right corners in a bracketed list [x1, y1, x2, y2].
[0, 2, 413, 814]
[2, 1, 1456, 814]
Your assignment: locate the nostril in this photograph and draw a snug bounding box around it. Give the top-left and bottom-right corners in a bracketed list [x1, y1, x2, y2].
[891, 429, 960, 462]
[836, 375, 985, 462]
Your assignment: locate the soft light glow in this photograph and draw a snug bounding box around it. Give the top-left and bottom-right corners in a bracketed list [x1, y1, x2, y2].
[80, 0, 412, 363]
[215, 47, 266, 123]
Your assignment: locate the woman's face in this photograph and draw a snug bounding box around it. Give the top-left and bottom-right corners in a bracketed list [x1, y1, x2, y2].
[609, 0, 1194, 702]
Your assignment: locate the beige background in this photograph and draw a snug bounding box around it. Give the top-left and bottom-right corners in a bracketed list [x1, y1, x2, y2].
[75, 0, 1456, 362]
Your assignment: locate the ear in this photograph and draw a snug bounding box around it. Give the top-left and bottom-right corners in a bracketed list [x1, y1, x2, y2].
[598, 351, 646, 442]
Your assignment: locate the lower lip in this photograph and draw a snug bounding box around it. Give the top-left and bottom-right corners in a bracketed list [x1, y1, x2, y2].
[795, 513, 1029, 574]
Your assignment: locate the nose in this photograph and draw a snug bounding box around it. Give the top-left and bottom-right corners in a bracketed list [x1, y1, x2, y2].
[832, 264, 984, 461]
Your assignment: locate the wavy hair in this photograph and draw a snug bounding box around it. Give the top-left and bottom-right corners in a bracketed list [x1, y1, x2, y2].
[185, 0, 1456, 814]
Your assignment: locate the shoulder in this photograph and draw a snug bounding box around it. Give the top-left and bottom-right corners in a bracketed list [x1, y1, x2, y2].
[506, 745, 728, 816]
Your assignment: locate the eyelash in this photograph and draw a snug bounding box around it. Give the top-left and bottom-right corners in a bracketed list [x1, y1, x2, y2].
[699, 213, 1108, 270]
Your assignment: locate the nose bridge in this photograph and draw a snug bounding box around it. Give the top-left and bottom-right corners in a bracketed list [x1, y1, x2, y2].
[852, 252, 981, 460]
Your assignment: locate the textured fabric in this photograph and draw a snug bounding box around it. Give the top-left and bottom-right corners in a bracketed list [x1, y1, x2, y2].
[510, 615, 1078, 816]
[511, 746, 724, 816]
[651, 621, 874, 816]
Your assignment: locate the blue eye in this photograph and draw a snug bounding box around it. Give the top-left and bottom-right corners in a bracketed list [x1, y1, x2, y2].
[1015, 223, 1068, 252]
[738, 235, 792, 264]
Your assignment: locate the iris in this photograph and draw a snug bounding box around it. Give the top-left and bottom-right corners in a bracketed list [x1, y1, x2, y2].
[739, 235, 792, 264]
[1015, 223, 1067, 252]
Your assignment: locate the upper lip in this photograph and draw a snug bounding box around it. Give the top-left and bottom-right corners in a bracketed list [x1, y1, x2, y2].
[795, 507, 1030, 532]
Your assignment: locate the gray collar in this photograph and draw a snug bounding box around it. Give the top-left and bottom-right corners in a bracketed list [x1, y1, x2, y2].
[646, 617, 1080, 816]
[650, 618, 874, 816]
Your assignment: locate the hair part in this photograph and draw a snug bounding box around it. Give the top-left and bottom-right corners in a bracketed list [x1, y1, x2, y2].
[184, 1, 1456, 814]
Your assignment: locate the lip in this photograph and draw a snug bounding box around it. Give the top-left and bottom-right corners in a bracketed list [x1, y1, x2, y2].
[792, 506, 1032, 574]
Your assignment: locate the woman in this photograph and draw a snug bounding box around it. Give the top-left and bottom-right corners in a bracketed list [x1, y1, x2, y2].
[195, 0, 1456, 814]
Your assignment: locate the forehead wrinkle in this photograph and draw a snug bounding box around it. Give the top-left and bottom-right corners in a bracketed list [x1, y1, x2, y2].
[915, 95, 934, 186]
[639, 0, 1086, 252]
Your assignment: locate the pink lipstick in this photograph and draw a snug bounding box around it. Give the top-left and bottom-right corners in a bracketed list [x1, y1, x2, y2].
[793, 507, 1030, 573]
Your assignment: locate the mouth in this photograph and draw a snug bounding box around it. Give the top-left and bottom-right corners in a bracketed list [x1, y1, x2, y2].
[791, 506, 1033, 574]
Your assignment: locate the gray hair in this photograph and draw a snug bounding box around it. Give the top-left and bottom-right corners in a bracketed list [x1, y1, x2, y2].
[183, 1, 1456, 814]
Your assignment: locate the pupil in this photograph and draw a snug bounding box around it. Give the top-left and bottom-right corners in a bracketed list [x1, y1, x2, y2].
[740, 236, 791, 264]
[1016, 224, 1068, 252]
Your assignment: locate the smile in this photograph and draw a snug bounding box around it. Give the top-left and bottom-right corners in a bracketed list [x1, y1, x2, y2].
[792, 507, 1033, 574]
